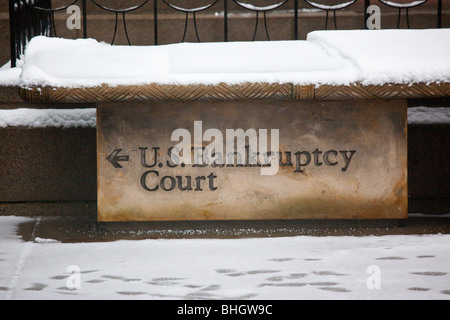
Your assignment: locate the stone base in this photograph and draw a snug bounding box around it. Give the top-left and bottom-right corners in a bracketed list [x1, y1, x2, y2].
[1, 86, 447, 217]
[97, 99, 407, 221]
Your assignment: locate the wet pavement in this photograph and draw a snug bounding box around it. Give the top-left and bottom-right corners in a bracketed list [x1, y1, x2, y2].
[17, 214, 450, 243]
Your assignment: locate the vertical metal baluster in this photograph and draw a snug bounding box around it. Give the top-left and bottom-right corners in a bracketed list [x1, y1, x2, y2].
[28, 2, 34, 40]
[35, 2, 40, 37]
[364, 0, 370, 29]
[31, 3, 37, 41]
[294, 0, 298, 40]
[437, 0, 442, 28]
[82, 0, 87, 38]
[111, 12, 119, 44]
[123, 12, 131, 45]
[252, 11, 259, 41]
[181, 12, 189, 42]
[224, 0, 228, 42]
[324, 10, 329, 30]
[406, 8, 410, 29]
[193, 11, 201, 42]
[24, 1, 29, 42]
[51, 10, 57, 36]
[397, 8, 401, 29]
[263, 11, 270, 41]
[36, 0, 42, 36]
[154, 0, 158, 45]
[333, 10, 337, 29]
[43, 0, 51, 36]
[9, 0, 17, 67]
[16, 1, 23, 61]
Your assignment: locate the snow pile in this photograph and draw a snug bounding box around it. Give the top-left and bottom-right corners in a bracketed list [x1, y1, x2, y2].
[0, 108, 96, 128]
[19, 36, 358, 87]
[0, 106, 447, 129]
[168, 41, 357, 85]
[308, 29, 450, 85]
[1, 106, 448, 129]
[408, 107, 450, 125]
[17, 29, 450, 88]
[0, 62, 22, 86]
[20, 37, 170, 88]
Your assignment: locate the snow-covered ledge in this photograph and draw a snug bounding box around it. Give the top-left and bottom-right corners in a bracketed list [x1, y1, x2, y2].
[16, 29, 450, 102]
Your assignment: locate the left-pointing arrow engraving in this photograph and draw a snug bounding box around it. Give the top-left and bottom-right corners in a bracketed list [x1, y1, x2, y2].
[107, 149, 129, 168]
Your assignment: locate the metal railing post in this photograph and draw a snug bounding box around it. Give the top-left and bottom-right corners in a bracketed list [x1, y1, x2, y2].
[154, 0, 158, 45]
[364, 0, 371, 29]
[82, 0, 87, 38]
[9, 0, 17, 67]
[438, 0, 442, 28]
[294, 0, 298, 40]
[224, 0, 228, 42]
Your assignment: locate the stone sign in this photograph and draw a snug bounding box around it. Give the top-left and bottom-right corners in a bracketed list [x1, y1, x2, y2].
[97, 99, 407, 221]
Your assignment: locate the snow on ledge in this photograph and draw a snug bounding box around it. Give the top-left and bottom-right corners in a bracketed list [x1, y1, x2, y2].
[0, 108, 96, 128]
[0, 62, 22, 86]
[8, 29, 450, 89]
[19, 37, 357, 88]
[408, 107, 450, 125]
[0, 107, 448, 128]
[307, 29, 450, 86]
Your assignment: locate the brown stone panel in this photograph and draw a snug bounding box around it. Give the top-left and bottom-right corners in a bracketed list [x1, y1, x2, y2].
[97, 99, 407, 221]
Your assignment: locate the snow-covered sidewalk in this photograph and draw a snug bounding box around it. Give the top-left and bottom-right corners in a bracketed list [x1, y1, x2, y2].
[1, 216, 449, 300]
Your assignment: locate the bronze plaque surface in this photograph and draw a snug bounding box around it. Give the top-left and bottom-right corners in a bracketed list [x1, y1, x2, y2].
[97, 99, 407, 221]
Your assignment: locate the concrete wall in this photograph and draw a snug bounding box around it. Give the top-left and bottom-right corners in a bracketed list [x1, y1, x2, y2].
[0, 2, 449, 216]
[0, 86, 449, 216]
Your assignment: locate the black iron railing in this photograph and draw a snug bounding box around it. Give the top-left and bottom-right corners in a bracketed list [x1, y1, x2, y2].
[9, 0, 52, 67]
[9, 0, 444, 67]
